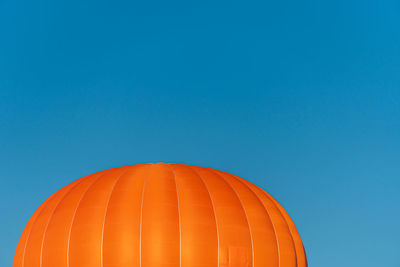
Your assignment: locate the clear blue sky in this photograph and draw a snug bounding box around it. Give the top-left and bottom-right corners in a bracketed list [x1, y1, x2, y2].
[1, 0, 399, 266]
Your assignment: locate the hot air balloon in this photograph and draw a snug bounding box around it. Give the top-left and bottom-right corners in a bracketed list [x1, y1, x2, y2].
[13, 163, 307, 267]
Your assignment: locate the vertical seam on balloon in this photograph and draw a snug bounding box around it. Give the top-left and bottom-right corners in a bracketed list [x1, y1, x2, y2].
[39, 177, 86, 267]
[273, 201, 305, 267]
[227, 173, 280, 267]
[139, 164, 151, 267]
[240, 177, 297, 267]
[100, 168, 131, 267]
[259, 190, 298, 267]
[168, 164, 181, 267]
[66, 169, 114, 267]
[208, 169, 255, 267]
[277, 203, 306, 267]
[21, 195, 56, 267]
[188, 166, 220, 267]
[302, 244, 308, 267]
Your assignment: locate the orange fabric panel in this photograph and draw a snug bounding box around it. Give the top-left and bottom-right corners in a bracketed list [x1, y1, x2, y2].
[194, 166, 253, 267]
[215, 170, 279, 267]
[259, 189, 307, 267]
[21, 178, 81, 267]
[102, 164, 148, 267]
[141, 163, 180, 267]
[13, 194, 54, 267]
[171, 164, 218, 267]
[40, 171, 105, 267]
[236, 176, 298, 267]
[68, 167, 127, 266]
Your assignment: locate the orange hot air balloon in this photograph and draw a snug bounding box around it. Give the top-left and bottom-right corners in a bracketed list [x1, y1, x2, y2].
[14, 163, 307, 267]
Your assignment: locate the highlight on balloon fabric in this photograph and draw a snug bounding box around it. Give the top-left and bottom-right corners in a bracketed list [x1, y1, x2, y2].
[13, 163, 307, 267]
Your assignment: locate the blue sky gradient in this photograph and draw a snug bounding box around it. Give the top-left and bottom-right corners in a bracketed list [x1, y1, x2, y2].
[1, 0, 400, 266]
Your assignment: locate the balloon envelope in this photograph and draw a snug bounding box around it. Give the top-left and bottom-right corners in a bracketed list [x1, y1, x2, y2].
[13, 163, 307, 267]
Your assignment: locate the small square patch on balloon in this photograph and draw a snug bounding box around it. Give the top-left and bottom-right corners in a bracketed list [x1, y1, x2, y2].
[228, 246, 250, 267]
